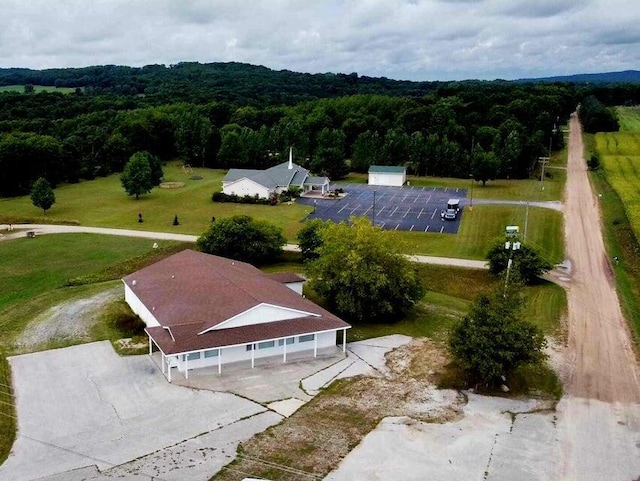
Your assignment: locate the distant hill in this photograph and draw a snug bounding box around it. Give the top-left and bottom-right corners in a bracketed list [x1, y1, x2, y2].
[518, 70, 640, 84]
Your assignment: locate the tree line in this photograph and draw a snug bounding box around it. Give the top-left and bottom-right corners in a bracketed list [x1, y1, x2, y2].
[0, 62, 635, 197]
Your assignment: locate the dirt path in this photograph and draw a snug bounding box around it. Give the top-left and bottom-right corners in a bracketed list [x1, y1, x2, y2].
[555, 113, 640, 481]
[563, 113, 640, 402]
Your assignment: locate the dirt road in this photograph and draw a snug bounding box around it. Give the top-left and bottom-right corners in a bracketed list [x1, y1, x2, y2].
[556, 113, 640, 480]
[563, 113, 640, 402]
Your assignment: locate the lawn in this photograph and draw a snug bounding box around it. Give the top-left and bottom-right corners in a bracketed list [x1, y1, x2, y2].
[0, 85, 77, 94]
[1, 161, 564, 261]
[0, 234, 187, 345]
[395, 204, 564, 262]
[0, 162, 312, 241]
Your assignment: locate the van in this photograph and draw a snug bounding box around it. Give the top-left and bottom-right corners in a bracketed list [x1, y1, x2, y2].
[447, 199, 460, 212]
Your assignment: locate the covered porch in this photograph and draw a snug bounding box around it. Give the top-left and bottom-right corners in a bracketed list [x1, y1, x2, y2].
[147, 328, 349, 383]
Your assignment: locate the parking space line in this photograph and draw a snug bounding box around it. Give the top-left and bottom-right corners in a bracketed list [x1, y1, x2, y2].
[377, 206, 386, 215]
[363, 205, 372, 215]
[444, 187, 448, 192]
[402, 194, 408, 203]
[337, 203, 349, 213]
[426, 193, 432, 203]
[414, 195, 419, 203]
[431, 208, 437, 219]
[410, 225, 414, 231]
[440, 226, 444, 233]
[418, 208, 424, 218]
[455, 188, 459, 192]
[394, 224, 400, 230]
[380, 222, 386, 228]
[421, 187, 425, 191]
[350, 204, 360, 214]
[425, 225, 429, 232]
[403, 208, 410, 218]
[391, 206, 399, 216]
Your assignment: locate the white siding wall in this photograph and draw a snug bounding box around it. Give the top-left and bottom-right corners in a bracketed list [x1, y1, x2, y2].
[368, 172, 406, 187]
[124, 283, 160, 327]
[222, 178, 271, 199]
[213, 303, 317, 330]
[284, 282, 304, 295]
[172, 330, 339, 372]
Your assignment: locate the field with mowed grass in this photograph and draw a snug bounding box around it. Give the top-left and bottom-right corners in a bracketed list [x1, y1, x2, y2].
[0, 85, 77, 94]
[1, 161, 564, 260]
[0, 162, 313, 241]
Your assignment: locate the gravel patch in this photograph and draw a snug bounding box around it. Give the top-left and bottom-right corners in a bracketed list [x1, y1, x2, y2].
[16, 287, 121, 349]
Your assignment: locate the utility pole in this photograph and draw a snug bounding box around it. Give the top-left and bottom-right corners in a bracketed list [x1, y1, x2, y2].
[504, 239, 521, 297]
[523, 201, 529, 242]
[469, 136, 475, 210]
[539, 122, 557, 192]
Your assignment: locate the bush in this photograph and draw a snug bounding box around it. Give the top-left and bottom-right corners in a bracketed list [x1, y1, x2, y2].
[587, 152, 601, 170]
[197, 215, 286, 264]
[113, 310, 146, 337]
[211, 192, 270, 205]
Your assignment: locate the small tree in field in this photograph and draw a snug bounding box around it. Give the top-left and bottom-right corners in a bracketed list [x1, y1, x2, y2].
[197, 215, 286, 265]
[448, 285, 547, 387]
[121, 151, 161, 199]
[30, 177, 55, 214]
[306, 217, 424, 323]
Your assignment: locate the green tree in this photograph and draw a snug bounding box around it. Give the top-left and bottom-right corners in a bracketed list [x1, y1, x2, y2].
[486, 241, 552, 284]
[449, 287, 547, 386]
[306, 217, 424, 323]
[120, 151, 158, 200]
[471, 145, 500, 186]
[297, 219, 330, 262]
[30, 177, 56, 214]
[196, 215, 286, 265]
[175, 110, 212, 167]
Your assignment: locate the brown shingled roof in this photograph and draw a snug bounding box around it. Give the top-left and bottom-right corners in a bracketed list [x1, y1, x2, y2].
[124, 250, 349, 340]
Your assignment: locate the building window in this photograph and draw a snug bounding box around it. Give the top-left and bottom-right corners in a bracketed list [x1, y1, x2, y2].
[187, 352, 200, 361]
[298, 334, 315, 343]
[278, 338, 295, 346]
[204, 349, 219, 358]
[246, 344, 254, 351]
[258, 340, 275, 349]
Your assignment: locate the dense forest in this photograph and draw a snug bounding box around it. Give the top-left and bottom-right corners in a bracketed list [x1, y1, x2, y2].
[0, 62, 636, 197]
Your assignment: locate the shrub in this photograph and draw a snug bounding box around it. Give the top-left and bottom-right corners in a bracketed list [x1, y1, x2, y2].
[211, 192, 270, 205]
[113, 310, 146, 337]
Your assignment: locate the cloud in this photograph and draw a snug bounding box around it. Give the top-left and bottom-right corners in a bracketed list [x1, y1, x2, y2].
[0, 0, 638, 81]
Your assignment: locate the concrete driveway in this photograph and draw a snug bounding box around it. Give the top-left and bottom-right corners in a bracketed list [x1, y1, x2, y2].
[0, 341, 280, 481]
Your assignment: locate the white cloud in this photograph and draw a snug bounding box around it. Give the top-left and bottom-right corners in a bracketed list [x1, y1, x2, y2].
[0, 0, 638, 80]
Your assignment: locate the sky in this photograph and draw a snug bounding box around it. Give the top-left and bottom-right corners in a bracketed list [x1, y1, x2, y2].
[1, 0, 639, 82]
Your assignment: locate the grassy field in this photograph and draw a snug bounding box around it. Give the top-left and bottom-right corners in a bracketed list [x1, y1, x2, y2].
[396, 204, 564, 262]
[0, 85, 77, 94]
[616, 106, 640, 131]
[1, 162, 564, 260]
[589, 107, 640, 343]
[0, 162, 312, 241]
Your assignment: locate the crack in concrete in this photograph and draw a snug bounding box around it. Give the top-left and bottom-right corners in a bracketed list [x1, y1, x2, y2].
[86, 375, 122, 424]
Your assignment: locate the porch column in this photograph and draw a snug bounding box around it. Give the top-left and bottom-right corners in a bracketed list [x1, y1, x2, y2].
[313, 335, 317, 358]
[168, 357, 172, 383]
[343, 329, 347, 353]
[218, 349, 222, 374]
[283, 339, 287, 363]
[148, 336, 152, 355]
[161, 353, 166, 375]
[251, 343, 255, 368]
[185, 355, 189, 380]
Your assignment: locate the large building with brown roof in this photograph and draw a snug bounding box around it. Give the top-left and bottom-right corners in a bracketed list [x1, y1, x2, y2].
[123, 249, 350, 381]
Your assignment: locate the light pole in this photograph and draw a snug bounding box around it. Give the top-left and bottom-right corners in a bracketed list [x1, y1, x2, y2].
[469, 173, 474, 210]
[372, 190, 376, 225]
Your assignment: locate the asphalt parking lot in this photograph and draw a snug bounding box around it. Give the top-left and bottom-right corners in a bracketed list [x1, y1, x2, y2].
[299, 183, 467, 233]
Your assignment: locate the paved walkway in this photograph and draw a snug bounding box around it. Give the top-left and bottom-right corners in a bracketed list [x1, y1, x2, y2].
[0, 223, 488, 269]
